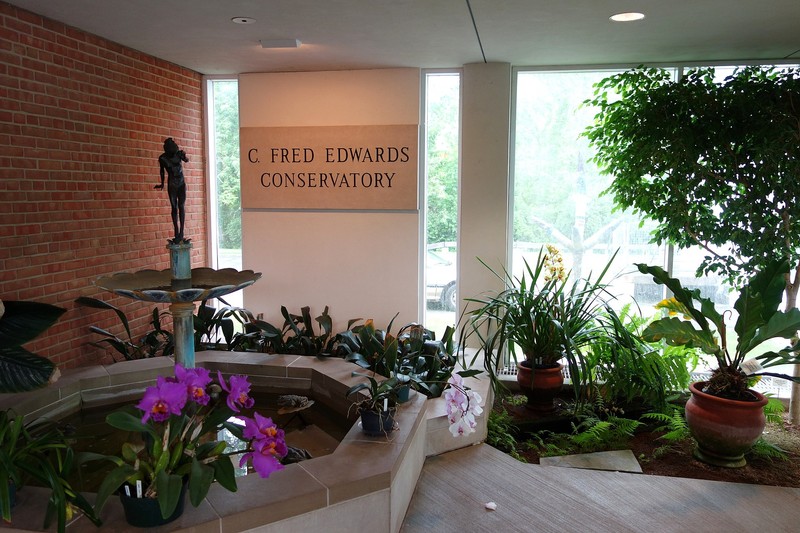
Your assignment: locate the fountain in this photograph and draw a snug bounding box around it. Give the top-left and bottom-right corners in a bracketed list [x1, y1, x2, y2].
[93, 138, 260, 367]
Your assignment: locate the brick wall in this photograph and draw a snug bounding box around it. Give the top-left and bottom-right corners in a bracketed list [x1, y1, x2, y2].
[0, 2, 207, 368]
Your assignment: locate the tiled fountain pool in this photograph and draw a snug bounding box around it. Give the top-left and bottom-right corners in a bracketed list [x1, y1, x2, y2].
[0, 350, 488, 532]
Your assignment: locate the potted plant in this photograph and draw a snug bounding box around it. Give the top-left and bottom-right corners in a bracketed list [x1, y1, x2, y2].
[0, 299, 65, 392]
[461, 245, 631, 411]
[90, 364, 287, 527]
[584, 65, 800, 419]
[0, 410, 100, 532]
[346, 373, 402, 436]
[637, 259, 800, 467]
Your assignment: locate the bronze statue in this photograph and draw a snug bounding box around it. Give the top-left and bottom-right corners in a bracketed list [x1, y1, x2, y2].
[155, 137, 189, 243]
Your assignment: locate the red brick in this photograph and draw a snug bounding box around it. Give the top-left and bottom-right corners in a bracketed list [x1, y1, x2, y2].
[1, 2, 206, 368]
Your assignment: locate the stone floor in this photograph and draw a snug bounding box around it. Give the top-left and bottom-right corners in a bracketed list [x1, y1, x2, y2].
[400, 443, 800, 533]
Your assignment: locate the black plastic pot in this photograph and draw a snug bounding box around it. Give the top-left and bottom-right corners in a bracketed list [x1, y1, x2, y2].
[359, 407, 396, 436]
[118, 482, 187, 528]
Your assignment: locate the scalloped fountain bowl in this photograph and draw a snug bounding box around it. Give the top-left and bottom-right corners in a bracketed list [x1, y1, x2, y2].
[94, 267, 261, 303]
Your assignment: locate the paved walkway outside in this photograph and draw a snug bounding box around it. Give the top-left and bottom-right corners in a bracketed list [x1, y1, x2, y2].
[400, 443, 800, 533]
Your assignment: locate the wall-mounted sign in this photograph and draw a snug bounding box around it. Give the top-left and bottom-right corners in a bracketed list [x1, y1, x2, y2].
[240, 124, 418, 210]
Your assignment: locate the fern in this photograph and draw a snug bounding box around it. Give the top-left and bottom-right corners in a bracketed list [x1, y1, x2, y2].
[487, 410, 525, 461]
[748, 437, 788, 461]
[568, 414, 642, 452]
[763, 396, 785, 425]
[640, 409, 691, 458]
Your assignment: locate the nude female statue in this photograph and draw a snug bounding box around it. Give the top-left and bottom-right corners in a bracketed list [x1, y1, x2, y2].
[155, 137, 189, 242]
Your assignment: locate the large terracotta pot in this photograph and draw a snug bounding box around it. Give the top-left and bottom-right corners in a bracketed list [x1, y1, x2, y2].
[517, 361, 564, 412]
[685, 381, 768, 468]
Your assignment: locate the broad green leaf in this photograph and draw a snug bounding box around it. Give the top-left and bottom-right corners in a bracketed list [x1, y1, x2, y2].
[641, 317, 720, 355]
[188, 457, 215, 507]
[212, 456, 237, 492]
[156, 470, 184, 519]
[94, 464, 137, 514]
[635, 264, 714, 332]
[744, 308, 800, 356]
[106, 411, 151, 433]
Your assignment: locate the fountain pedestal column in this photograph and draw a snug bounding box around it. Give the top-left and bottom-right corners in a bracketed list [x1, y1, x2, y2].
[168, 241, 195, 367]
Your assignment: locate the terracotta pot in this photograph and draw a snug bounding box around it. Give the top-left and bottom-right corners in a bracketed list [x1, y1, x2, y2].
[685, 381, 768, 468]
[517, 361, 564, 412]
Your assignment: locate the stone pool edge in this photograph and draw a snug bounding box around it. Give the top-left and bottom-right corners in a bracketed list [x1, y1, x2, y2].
[0, 351, 490, 533]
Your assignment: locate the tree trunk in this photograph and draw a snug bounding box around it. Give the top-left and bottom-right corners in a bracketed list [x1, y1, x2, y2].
[785, 266, 800, 424]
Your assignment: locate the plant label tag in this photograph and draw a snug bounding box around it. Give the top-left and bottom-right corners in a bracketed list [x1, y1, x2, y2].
[136, 480, 142, 498]
[124, 485, 131, 497]
[740, 359, 763, 374]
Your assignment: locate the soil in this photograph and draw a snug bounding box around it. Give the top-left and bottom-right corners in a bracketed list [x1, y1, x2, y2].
[501, 399, 800, 488]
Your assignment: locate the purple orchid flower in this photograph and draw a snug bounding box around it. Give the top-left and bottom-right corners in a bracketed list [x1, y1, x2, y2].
[242, 412, 285, 443]
[175, 363, 212, 405]
[239, 435, 287, 478]
[217, 371, 255, 412]
[137, 379, 188, 423]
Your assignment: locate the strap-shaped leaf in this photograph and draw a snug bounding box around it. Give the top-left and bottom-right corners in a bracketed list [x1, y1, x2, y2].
[0, 301, 65, 349]
[74, 297, 131, 340]
[0, 347, 56, 393]
[641, 317, 720, 355]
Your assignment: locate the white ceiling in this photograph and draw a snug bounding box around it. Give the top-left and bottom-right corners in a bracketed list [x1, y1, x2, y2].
[6, 0, 800, 75]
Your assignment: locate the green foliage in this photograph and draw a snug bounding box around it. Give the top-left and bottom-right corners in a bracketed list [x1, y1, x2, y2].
[230, 305, 336, 356]
[586, 304, 696, 411]
[637, 260, 800, 398]
[0, 411, 100, 531]
[0, 300, 64, 392]
[568, 413, 642, 452]
[640, 409, 691, 458]
[748, 438, 789, 461]
[461, 247, 636, 407]
[763, 396, 785, 425]
[75, 297, 173, 360]
[486, 410, 524, 461]
[584, 66, 800, 289]
[193, 300, 252, 351]
[345, 372, 402, 414]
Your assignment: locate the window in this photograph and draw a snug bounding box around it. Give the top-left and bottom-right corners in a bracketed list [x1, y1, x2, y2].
[512, 69, 668, 310]
[206, 78, 242, 305]
[423, 72, 460, 330]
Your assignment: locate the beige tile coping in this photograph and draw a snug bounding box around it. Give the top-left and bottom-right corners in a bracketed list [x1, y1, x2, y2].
[0, 351, 490, 533]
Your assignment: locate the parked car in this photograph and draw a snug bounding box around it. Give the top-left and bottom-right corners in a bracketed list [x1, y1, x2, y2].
[426, 250, 457, 311]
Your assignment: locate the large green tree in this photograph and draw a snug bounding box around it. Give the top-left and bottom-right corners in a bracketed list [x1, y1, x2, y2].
[584, 65, 800, 419]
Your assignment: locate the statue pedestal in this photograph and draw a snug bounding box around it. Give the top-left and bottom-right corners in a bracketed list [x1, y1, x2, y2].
[167, 241, 195, 367]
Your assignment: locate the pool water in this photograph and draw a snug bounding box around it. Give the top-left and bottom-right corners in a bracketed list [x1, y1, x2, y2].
[60, 393, 351, 491]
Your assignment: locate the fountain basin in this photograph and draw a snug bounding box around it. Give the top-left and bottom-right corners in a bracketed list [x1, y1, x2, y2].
[94, 268, 261, 303]
[0, 351, 489, 532]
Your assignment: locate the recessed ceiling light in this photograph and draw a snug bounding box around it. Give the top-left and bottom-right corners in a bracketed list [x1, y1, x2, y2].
[231, 17, 256, 24]
[610, 12, 645, 22]
[260, 39, 302, 49]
